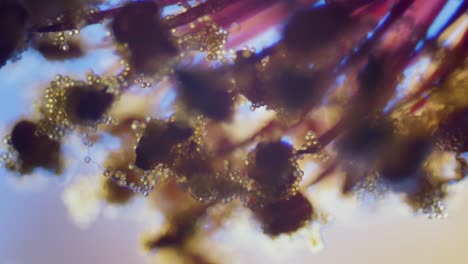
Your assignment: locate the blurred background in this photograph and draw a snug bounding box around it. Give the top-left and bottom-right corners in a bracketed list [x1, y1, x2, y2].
[1, 2, 468, 263]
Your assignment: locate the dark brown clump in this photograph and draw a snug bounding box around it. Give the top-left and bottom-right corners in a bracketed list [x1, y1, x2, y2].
[182, 169, 243, 202]
[377, 136, 433, 193]
[337, 118, 394, 163]
[135, 120, 194, 171]
[0, 1, 29, 67]
[10, 120, 62, 174]
[21, 0, 102, 21]
[171, 148, 215, 187]
[170, 145, 243, 201]
[357, 55, 385, 101]
[172, 150, 212, 178]
[34, 39, 84, 61]
[176, 69, 233, 121]
[112, 1, 179, 74]
[436, 108, 468, 152]
[103, 160, 141, 205]
[274, 70, 319, 110]
[282, 4, 351, 53]
[254, 192, 313, 236]
[102, 177, 135, 205]
[247, 141, 298, 196]
[102, 149, 142, 204]
[65, 84, 114, 124]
